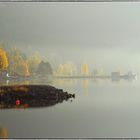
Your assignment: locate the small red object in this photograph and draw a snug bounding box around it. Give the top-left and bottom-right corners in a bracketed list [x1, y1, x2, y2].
[16, 99, 20, 106]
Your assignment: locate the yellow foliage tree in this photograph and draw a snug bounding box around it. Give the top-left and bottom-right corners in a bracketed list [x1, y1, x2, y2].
[0, 48, 8, 70]
[55, 64, 64, 76]
[16, 59, 30, 77]
[8, 47, 30, 76]
[55, 62, 77, 76]
[81, 64, 89, 76]
[63, 62, 77, 76]
[8, 47, 20, 75]
[27, 54, 40, 74]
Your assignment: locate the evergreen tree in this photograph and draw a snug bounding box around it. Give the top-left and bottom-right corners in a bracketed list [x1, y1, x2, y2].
[37, 61, 53, 75]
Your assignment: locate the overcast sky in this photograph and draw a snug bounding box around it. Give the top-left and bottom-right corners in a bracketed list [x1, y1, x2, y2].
[0, 2, 140, 73]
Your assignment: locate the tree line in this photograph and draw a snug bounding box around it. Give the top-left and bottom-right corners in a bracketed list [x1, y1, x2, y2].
[0, 43, 53, 77]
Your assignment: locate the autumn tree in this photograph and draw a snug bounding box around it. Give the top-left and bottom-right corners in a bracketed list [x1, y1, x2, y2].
[27, 54, 41, 74]
[81, 64, 89, 76]
[7, 47, 20, 75]
[8, 47, 30, 76]
[0, 48, 8, 70]
[55, 64, 64, 76]
[16, 59, 30, 76]
[63, 62, 77, 76]
[55, 62, 77, 76]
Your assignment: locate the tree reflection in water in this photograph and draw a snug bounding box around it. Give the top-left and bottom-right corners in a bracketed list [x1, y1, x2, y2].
[0, 128, 7, 139]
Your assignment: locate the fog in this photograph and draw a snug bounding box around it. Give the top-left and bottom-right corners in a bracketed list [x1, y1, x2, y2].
[0, 2, 140, 73]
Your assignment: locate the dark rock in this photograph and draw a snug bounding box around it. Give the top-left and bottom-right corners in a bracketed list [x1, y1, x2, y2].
[0, 85, 75, 109]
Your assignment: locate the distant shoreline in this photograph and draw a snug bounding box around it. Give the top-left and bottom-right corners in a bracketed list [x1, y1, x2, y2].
[54, 75, 111, 79]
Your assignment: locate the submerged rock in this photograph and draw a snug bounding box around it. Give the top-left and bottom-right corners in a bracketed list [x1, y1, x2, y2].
[0, 85, 75, 109]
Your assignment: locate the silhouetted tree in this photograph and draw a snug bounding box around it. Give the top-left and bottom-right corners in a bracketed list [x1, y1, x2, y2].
[36, 61, 53, 75]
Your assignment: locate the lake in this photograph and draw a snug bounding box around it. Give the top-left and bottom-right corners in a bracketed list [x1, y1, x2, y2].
[0, 78, 140, 138]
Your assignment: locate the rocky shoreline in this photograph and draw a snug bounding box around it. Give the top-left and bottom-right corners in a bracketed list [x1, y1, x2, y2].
[0, 85, 75, 109]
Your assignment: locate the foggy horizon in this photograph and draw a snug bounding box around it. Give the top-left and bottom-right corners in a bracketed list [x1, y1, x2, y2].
[0, 2, 140, 73]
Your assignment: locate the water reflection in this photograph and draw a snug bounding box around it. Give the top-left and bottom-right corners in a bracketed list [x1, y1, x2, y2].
[111, 78, 121, 83]
[0, 128, 7, 139]
[0, 76, 137, 86]
[0, 79, 30, 86]
[53, 79, 77, 87]
[0, 77, 139, 138]
[0, 77, 137, 107]
[81, 79, 89, 95]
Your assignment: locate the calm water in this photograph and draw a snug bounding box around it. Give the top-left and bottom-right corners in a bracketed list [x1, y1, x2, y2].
[1, 78, 140, 138]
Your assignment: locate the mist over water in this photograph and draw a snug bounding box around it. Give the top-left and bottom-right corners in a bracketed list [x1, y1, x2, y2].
[0, 2, 140, 138]
[0, 78, 140, 138]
